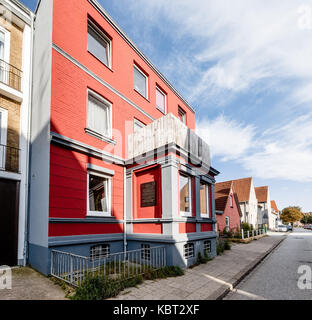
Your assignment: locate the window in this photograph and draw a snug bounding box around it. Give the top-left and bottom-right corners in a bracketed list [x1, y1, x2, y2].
[184, 243, 194, 259]
[134, 118, 146, 132]
[179, 173, 192, 217]
[230, 195, 233, 208]
[90, 244, 110, 260]
[200, 182, 210, 218]
[134, 65, 148, 98]
[87, 90, 112, 139]
[87, 172, 111, 217]
[156, 86, 166, 113]
[87, 20, 111, 68]
[0, 107, 8, 170]
[204, 240, 211, 254]
[141, 244, 151, 260]
[226, 217, 230, 232]
[0, 27, 10, 85]
[178, 106, 186, 124]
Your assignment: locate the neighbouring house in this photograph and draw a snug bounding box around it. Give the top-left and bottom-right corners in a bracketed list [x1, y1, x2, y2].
[271, 200, 280, 229]
[228, 178, 258, 228]
[214, 181, 242, 233]
[255, 186, 275, 230]
[28, 0, 219, 274]
[0, 0, 33, 266]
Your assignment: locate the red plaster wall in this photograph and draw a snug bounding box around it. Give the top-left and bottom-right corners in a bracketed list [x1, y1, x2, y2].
[132, 223, 162, 234]
[179, 223, 196, 234]
[216, 191, 241, 232]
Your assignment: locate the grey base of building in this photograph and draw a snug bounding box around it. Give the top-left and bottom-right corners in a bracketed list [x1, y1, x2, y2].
[28, 235, 217, 275]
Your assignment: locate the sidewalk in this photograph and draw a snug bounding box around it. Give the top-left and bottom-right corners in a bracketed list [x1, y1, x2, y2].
[0, 267, 67, 300]
[110, 233, 286, 300]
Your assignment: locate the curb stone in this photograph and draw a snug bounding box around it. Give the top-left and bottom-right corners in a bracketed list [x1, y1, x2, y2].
[207, 235, 288, 300]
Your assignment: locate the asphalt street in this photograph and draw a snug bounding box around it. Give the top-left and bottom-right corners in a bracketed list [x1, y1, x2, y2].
[224, 228, 312, 300]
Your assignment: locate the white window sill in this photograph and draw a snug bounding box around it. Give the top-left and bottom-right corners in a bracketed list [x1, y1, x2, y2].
[87, 212, 112, 218]
[200, 214, 210, 219]
[180, 212, 193, 218]
[85, 128, 116, 145]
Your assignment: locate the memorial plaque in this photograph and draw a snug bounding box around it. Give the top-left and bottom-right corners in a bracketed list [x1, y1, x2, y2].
[140, 181, 157, 207]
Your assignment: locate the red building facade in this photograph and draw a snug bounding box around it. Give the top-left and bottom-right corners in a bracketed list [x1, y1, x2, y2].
[215, 181, 242, 233]
[28, 0, 219, 274]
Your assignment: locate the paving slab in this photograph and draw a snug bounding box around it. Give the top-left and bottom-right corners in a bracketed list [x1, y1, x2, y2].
[0, 267, 67, 300]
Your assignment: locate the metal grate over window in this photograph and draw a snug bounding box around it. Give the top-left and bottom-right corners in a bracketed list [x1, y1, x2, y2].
[184, 243, 194, 259]
[90, 244, 110, 260]
[204, 240, 211, 254]
[141, 244, 151, 261]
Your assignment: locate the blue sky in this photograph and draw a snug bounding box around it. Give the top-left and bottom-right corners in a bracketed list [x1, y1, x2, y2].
[21, 0, 312, 212]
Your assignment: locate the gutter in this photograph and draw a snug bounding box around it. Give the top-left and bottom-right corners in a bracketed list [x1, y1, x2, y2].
[25, 11, 35, 263]
[123, 167, 127, 253]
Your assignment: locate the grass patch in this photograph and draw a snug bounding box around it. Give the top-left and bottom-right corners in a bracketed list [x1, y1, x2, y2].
[70, 266, 184, 300]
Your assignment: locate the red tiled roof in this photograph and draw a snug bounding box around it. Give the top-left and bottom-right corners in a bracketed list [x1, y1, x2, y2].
[271, 200, 279, 212]
[255, 186, 268, 203]
[215, 181, 233, 212]
[232, 177, 252, 202]
[215, 181, 242, 216]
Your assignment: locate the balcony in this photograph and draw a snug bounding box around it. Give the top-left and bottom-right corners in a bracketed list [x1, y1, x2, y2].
[0, 59, 22, 91]
[0, 144, 20, 173]
[127, 113, 211, 169]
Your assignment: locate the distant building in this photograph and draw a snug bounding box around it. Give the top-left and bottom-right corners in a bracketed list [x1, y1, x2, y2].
[270, 200, 280, 229]
[255, 186, 273, 230]
[215, 181, 242, 233]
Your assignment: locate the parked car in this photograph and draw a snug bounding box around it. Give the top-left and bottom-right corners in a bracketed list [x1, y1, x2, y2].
[277, 225, 288, 232]
[286, 225, 293, 232]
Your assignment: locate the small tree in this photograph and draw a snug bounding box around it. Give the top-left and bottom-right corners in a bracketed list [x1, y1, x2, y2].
[280, 206, 303, 225]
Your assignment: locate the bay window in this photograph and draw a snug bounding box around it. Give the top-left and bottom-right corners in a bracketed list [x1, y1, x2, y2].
[179, 173, 192, 217]
[200, 182, 210, 218]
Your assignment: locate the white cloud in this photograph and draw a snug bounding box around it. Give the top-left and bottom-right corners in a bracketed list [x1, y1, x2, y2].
[196, 115, 256, 161]
[198, 114, 312, 182]
[125, 0, 312, 106]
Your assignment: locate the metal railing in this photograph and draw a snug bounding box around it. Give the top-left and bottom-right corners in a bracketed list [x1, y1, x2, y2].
[241, 228, 267, 240]
[51, 246, 166, 287]
[0, 59, 22, 91]
[0, 144, 20, 173]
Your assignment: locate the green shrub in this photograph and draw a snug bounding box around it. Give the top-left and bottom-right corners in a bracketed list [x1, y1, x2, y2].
[71, 275, 143, 300]
[224, 239, 232, 250]
[216, 239, 225, 255]
[72, 266, 184, 300]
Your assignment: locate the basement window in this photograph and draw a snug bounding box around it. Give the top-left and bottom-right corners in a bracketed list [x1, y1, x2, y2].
[141, 244, 151, 261]
[184, 243, 194, 259]
[90, 244, 110, 260]
[204, 240, 211, 254]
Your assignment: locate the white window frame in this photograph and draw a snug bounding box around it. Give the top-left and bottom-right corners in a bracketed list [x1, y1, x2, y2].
[134, 118, 145, 132]
[184, 243, 194, 259]
[226, 216, 230, 232]
[178, 106, 186, 124]
[87, 20, 111, 68]
[86, 89, 112, 139]
[0, 26, 10, 63]
[87, 171, 112, 217]
[90, 244, 110, 260]
[204, 240, 211, 254]
[0, 26, 10, 86]
[200, 181, 210, 218]
[141, 244, 151, 261]
[156, 86, 167, 114]
[0, 107, 8, 170]
[134, 64, 148, 99]
[179, 173, 192, 217]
